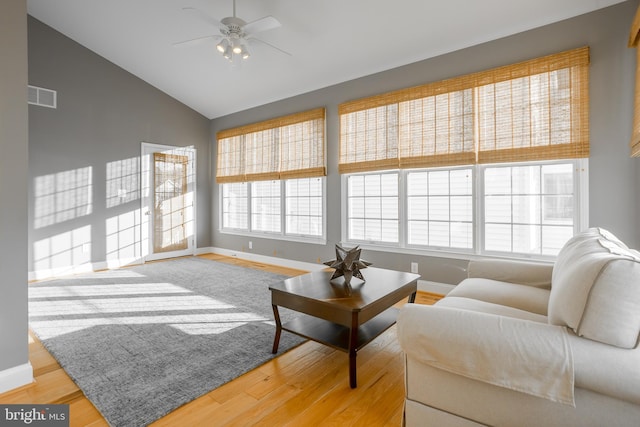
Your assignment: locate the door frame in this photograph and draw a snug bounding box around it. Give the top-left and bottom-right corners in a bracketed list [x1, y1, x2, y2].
[141, 142, 197, 262]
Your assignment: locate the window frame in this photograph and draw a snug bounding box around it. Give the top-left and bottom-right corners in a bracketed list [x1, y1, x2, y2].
[344, 170, 401, 245]
[404, 166, 475, 252]
[219, 177, 327, 245]
[341, 158, 588, 262]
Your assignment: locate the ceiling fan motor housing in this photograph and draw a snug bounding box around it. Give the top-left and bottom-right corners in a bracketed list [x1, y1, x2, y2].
[221, 17, 247, 39]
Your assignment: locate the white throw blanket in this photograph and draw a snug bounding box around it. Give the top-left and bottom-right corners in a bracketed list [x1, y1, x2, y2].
[397, 304, 575, 406]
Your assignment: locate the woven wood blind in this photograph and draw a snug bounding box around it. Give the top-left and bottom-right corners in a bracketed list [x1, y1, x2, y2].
[338, 104, 400, 173]
[338, 47, 589, 173]
[216, 108, 326, 183]
[629, 5, 640, 157]
[476, 48, 589, 163]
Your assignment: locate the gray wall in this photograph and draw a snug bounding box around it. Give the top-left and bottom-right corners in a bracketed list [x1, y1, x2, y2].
[27, 17, 212, 274]
[211, 0, 640, 285]
[0, 0, 29, 379]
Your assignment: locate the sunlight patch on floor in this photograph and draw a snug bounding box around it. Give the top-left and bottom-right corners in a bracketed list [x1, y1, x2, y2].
[30, 312, 269, 339]
[29, 282, 189, 298]
[30, 281, 269, 338]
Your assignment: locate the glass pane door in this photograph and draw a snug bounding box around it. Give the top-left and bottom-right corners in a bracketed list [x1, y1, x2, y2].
[153, 153, 188, 253]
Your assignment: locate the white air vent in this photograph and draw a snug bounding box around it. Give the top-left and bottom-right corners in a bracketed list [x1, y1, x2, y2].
[28, 85, 57, 109]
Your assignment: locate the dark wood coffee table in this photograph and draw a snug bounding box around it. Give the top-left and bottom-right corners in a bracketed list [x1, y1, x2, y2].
[269, 267, 419, 388]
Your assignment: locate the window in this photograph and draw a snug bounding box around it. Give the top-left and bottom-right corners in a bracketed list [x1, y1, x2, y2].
[221, 182, 248, 230]
[340, 47, 589, 258]
[251, 181, 281, 233]
[220, 177, 325, 241]
[286, 178, 323, 237]
[217, 108, 326, 242]
[407, 168, 473, 249]
[483, 163, 575, 255]
[347, 173, 398, 242]
[348, 170, 477, 250]
[344, 160, 583, 258]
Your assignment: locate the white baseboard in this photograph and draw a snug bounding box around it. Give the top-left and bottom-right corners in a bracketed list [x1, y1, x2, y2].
[29, 257, 145, 282]
[206, 246, 326, 272]
[104, 257, 144, 270]
[206, 247, 455, 294]
[0, 363, 33, 394]
[195, 246, 216, 256]
[418, 280, 455, 295]
[29, 263, 95, 282]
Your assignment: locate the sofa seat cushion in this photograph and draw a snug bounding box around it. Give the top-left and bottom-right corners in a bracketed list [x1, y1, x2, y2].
[447, 278, 549, 316]
[436, 296, 548, 323]
[549, 228, 640, 348]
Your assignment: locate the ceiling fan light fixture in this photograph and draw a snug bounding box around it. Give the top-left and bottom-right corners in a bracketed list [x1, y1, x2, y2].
[232, 39, 242, 55]
[223, 44, 232, 60]
[216, 38, 229, 53]
[240, 44, 250, 59]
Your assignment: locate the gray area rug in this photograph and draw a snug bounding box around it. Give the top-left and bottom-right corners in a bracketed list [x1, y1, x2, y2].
[29, 257, 305, 427]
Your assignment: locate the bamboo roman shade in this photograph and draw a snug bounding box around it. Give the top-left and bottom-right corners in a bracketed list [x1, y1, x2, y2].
[339, 47, 590, 173]
[216, 108, 326, 183]
[629, 5, 640, 157]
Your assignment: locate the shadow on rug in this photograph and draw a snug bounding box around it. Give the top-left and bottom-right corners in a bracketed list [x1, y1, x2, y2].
[29, 257, 305, 427]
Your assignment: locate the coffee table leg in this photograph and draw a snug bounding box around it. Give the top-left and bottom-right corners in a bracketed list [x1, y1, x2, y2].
[349, 313, 358, 388]
[408, 291, 417, 303]
[271, 304, 282, 354]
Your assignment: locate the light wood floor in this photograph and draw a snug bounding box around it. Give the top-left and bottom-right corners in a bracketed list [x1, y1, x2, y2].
[0, 254, 442, 427]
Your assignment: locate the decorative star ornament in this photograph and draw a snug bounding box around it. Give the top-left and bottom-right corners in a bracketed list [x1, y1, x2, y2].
[324, 244, 372, 284]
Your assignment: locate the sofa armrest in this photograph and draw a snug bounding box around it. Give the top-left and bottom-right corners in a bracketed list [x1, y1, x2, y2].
[397, 304, 574, 405]
[467, 259, 553, 289]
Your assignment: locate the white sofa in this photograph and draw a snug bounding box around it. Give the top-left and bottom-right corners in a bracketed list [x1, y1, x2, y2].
[397, 228, 640, 426]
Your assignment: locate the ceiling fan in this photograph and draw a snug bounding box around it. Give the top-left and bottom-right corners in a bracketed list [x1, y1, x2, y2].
[176, 0, 291, 61]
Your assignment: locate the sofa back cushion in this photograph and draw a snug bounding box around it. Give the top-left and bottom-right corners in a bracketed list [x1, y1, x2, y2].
[549, 228, 640, 348]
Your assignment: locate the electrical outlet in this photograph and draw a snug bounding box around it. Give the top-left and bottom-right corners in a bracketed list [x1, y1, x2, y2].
[411, 262, 419, 274]
[249, 241, 252, 250]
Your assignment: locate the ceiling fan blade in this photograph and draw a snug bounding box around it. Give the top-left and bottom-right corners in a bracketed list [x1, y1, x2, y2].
[173, 34, 219, 47]
[243, 16, 281, 34]
[182, 7, 224, 30]
[249, 36, 292, 56]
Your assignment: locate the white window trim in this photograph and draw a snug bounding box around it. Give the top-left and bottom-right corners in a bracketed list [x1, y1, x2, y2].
[341, 159, 589, 262]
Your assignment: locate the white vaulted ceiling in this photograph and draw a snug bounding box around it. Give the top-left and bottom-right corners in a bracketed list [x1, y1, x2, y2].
[27, 0, 626, 119]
